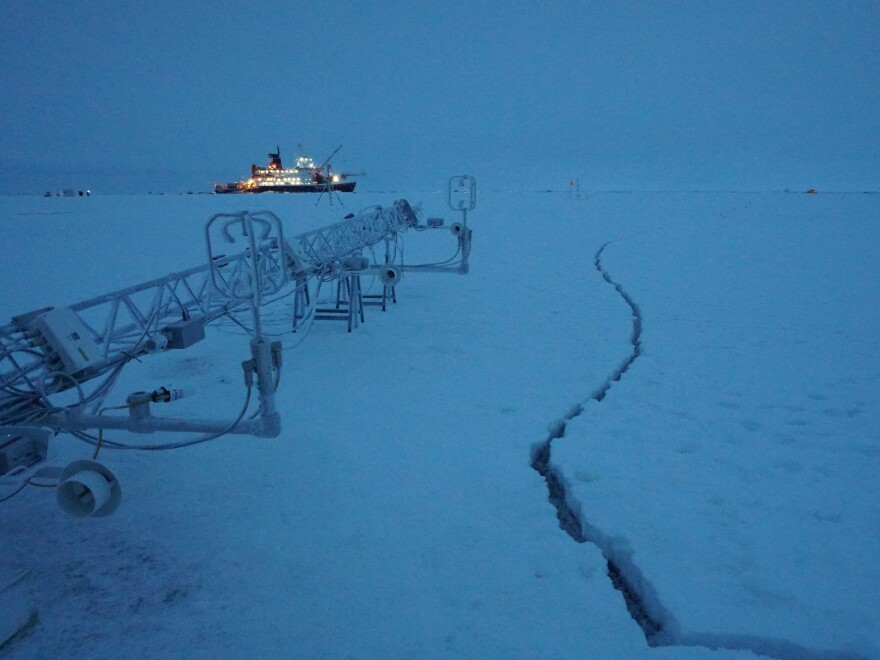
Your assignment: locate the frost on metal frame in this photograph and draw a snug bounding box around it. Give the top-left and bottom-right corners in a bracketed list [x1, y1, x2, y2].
[0, 180, 475, 517]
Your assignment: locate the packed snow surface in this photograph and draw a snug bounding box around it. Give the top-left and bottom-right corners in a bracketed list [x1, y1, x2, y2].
[1, 189, 877, 659]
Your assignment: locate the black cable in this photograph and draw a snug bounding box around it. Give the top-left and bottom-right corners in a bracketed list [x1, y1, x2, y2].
[0, 480, 29, 503]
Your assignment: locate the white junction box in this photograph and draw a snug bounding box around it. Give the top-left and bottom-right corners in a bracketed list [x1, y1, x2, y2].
[0, 569, 37, 649]
[28, 307, 99, 375]
[0, 432, 48, 475]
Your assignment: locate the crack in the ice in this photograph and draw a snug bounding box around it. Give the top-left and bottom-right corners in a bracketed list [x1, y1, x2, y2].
[530, 239, 869, 660]
[531, 239, 665, 642]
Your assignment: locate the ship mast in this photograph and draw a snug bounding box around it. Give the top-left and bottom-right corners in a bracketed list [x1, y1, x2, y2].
[315, 145, 345, 207]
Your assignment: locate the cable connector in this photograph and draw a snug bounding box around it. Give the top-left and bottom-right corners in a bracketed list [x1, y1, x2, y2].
[270, 341, 283, 369]
[241, 359, 255, 388]
[27, 335, 48, 347]
[149, 386, 186, 403]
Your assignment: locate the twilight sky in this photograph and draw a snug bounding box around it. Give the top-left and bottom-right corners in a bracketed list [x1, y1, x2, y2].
[1, 1, 877, 193]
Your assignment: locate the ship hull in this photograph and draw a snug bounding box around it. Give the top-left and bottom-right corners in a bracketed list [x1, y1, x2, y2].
[215, 181, 357, 194]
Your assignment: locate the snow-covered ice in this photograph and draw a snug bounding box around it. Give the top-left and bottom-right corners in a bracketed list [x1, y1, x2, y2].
[1, 189, 876, 659]
[551, 192, 880, 658]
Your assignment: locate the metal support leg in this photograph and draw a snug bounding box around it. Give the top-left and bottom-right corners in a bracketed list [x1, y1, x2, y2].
[292, 276, 311, 332]
[316, 273, 364, 332]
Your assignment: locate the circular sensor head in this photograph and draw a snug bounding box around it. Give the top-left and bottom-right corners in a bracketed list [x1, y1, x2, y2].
[56, 459, 122, 518]
[380, 267, 402, 286]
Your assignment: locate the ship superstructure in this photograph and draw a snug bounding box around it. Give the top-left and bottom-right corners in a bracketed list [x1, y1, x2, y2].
[215, 145, 358, 194]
